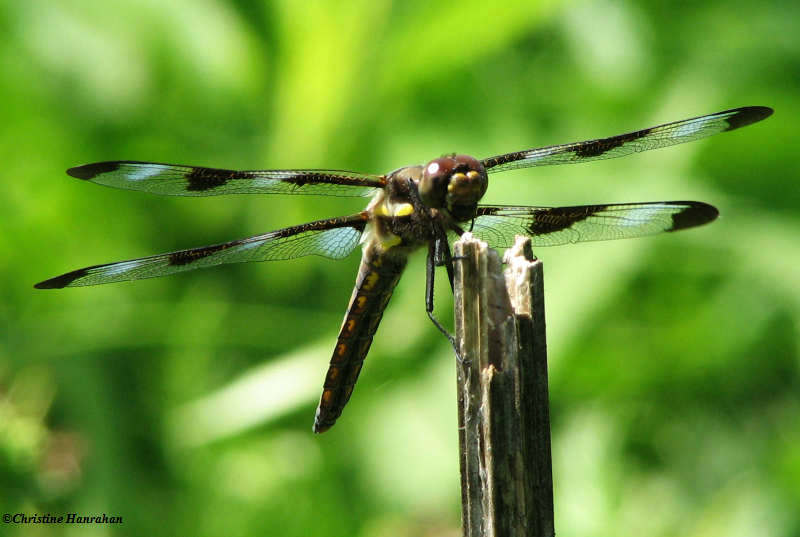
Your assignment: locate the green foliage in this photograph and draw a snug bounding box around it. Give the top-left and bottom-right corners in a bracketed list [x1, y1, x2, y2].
[1, 1, 798, 536]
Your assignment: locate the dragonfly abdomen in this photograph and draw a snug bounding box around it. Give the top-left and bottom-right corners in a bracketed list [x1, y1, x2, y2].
[313, 245, 408, 433]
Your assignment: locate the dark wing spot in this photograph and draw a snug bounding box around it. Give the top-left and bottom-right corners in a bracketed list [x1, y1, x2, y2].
[67, 161, 121, 180]
[573, 139, 621, 158]
[667, 202, 719, 231]
[168, 243, 232, 266]
[185, 168, 249, 191]
[281, 174, 312, 188]
[34, 267, 93, 289]
[573, 128, 650, 158]
[529, 205, 607, 235]
[724, 106, 774, 131]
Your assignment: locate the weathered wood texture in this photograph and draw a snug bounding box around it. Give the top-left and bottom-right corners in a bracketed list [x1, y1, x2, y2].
[454, 233, 554, 537]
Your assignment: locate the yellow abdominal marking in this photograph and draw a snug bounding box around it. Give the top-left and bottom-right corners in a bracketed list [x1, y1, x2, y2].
[362, 271, 380, 291]
[380, 234, 402, 249]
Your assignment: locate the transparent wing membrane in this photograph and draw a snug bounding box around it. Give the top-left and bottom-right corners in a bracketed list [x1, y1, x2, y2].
[482, 106, 772, 173]
[35, 215, 368, 288]
[471, 202, 718, 248]
[67, 161, 385, 197]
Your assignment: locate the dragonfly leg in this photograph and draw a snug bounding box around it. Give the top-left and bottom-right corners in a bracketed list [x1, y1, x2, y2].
[409, 174, 462, 360]
[432, 235, 455, 291]
[426, 242, 462, 360]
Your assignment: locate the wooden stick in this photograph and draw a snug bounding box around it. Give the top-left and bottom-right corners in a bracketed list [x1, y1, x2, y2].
[454, 233, 554, 537]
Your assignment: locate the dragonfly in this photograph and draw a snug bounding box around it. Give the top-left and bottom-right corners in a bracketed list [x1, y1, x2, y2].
[36, 105, 772, 433]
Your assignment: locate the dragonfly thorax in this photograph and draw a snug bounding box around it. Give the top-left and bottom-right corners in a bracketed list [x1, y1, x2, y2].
[419, 154, 488, 222]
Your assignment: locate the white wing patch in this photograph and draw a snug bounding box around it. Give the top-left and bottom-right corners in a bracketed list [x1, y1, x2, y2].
[126, 164, 167, 182]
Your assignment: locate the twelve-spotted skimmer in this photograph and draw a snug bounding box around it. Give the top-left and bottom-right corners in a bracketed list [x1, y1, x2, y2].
[36, 106, 772, 432]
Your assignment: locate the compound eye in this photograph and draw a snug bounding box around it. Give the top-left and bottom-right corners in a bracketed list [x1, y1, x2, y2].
[420, 157, 455, 209]
[445, 155, 488, 221]
[452, 154, 483, 172]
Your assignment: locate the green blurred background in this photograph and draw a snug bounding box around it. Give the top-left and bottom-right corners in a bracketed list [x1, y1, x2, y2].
[2, 1, 798, 536]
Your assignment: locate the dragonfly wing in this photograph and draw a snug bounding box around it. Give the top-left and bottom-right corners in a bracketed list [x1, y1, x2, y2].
[482, 106, 772, 173]
[67, 161, 385, 197]
[470, 202, 718, 248]
[35, 214, 369, 288]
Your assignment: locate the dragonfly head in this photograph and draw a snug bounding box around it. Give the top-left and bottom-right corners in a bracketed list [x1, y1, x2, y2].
[420, 154, 488, 221]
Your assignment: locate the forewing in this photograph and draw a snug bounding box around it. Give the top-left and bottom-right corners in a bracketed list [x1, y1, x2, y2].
[470, 202, 718, 248]
[35, 214, 368, 288]
[482, 106, 772, 173]
[67, 161, 385, 197]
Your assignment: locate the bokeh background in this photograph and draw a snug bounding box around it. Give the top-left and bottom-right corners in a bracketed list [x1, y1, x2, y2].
[2, 1, 798, 536]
